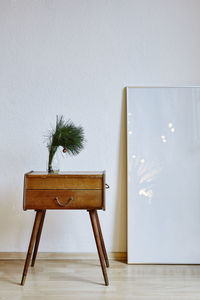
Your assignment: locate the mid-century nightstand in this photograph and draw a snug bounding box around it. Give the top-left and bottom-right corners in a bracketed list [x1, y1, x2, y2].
[21, 171, 109, 286]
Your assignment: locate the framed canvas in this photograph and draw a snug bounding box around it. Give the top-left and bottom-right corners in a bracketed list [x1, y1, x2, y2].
[127, 86, 200, 264]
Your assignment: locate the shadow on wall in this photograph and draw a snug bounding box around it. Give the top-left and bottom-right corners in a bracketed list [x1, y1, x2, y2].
[112, 88, 127, 254]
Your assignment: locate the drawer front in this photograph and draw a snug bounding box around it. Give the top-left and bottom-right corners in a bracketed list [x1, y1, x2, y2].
[25, 176, 103, 190]
[24, 189, 103, 210]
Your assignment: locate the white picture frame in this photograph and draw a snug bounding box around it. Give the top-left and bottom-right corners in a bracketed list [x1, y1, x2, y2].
[127, 86, 200, 264]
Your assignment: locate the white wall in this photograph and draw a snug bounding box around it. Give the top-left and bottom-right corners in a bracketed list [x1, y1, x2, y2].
[0, 0, 200, 253]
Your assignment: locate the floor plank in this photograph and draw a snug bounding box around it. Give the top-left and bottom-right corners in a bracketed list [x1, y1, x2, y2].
[0, 260, 200, 299]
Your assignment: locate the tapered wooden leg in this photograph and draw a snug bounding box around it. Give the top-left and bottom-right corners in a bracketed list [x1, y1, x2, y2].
[89, 209, 109, 286]
[94, 210, 109, 268]
[21, 210, 43, 286]
[31, 210, 46, 267]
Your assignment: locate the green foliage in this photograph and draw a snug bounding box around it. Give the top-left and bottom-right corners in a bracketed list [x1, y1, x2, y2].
[47, 115, 85, 173]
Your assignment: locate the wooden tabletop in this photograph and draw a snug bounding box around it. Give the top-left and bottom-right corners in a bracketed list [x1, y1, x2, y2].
[26, 171, 105, 177]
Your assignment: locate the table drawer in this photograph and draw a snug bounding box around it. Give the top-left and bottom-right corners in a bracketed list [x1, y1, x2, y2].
[25, 176, 103, 190]
[24, 189, 103, 210]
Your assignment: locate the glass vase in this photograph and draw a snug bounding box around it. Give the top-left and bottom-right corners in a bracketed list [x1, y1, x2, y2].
[47, 150, 60, 174]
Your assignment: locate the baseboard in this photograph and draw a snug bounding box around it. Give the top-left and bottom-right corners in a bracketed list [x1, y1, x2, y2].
[0, 252, 127, 261]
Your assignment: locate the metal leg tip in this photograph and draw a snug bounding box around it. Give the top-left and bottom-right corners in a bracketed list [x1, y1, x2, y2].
[105, 276, 109, 286]
[21, 276, 26, 286]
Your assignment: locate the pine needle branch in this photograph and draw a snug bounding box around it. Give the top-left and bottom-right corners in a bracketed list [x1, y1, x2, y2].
[47, 115, 85, 173]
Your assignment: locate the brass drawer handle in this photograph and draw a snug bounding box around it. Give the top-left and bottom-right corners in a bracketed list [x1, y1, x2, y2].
[55, 196, 73, 207]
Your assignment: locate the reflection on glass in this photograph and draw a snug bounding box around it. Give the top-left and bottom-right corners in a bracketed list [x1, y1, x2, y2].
[161, 135, 167, 143]
[139, 188, 153, 204]
[139, 169, 160, 184]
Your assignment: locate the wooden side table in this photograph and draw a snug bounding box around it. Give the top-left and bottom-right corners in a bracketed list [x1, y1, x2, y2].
[21, 171, 109, 286]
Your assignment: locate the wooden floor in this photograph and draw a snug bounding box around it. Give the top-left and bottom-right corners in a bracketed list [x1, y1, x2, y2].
[1, 259, 200, 299]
